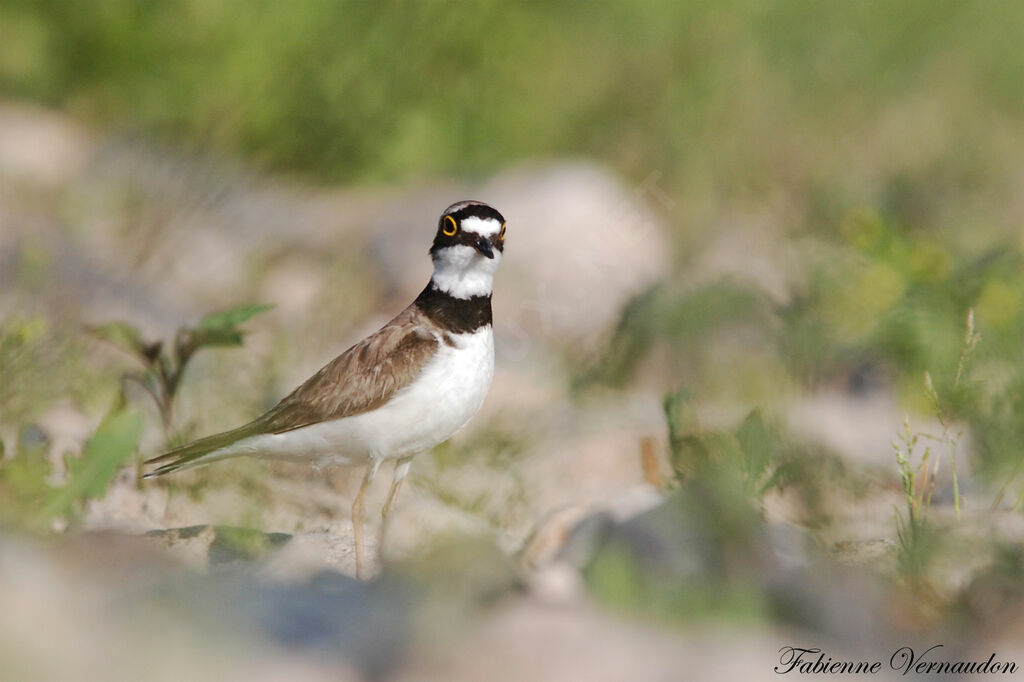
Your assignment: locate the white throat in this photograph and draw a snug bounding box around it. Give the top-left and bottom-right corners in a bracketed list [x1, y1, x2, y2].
[431, 245, 500, 299]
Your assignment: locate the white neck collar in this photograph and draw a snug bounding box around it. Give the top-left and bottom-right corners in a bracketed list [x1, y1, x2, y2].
[430, 245, 500, 299]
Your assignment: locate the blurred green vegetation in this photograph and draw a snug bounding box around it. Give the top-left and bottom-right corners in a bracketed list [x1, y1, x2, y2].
[36, 407, 142, 527]
[584, 391, 829, 624]
[585, 209, 1024, 486]
[2, 0, 1023, 225]
[0, 316, 106, 427]
[90, 303, 272, 441]
[0, 406, 141, 529]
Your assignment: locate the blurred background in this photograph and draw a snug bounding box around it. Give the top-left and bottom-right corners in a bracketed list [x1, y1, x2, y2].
[4, 2, 1024, 680]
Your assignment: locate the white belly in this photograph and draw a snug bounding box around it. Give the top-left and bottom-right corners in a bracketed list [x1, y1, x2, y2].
[217, 327, 494, 465]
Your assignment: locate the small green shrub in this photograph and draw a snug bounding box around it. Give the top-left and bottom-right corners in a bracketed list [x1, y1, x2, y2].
[91, 303, 271, 441]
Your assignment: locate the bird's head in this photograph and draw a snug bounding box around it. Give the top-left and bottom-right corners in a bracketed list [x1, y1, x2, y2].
[429, 200, 506, 299]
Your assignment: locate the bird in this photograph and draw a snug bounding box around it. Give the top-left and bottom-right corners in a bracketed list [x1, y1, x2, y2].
[144, 200, 506, 578]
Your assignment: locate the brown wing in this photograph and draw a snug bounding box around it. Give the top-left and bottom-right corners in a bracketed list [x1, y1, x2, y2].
[260, 305, 440, 434]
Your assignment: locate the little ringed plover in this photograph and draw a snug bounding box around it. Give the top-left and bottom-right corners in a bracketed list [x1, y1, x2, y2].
[145, 200, 507, 577]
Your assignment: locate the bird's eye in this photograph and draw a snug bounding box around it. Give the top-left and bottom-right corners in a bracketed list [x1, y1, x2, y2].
[443, 215, 458, 236]
[499, 222, 506, 241]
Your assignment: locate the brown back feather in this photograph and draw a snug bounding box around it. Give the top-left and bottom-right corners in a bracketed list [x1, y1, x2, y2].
[259, 304, 440, 434]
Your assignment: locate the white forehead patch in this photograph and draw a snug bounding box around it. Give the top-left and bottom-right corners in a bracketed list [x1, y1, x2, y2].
[459, 216, 502, 237]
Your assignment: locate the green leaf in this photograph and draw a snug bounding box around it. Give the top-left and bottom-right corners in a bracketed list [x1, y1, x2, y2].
[184, 304, 273, 350]
[663, 387, 694, 458]
[39, 409, 144, 524]
[89, 322, 146, 354]
[187, 327, 245, 348]
[735, 409, 777, 484]
[197, 304, 273, 332]
[0, 442, 52, 526]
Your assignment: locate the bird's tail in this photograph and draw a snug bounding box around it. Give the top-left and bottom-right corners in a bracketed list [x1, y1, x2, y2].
[144, 421, 265, 478]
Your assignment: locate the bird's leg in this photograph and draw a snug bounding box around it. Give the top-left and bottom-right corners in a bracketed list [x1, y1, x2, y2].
[382, 457, 413, 526]
[352, 458, 381, 580]
[377, 456, 413, 569]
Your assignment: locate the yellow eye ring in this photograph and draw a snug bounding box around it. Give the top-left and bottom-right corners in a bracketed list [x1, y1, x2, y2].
[499, 222, 506, 241]
[442, 215, 458, 236]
